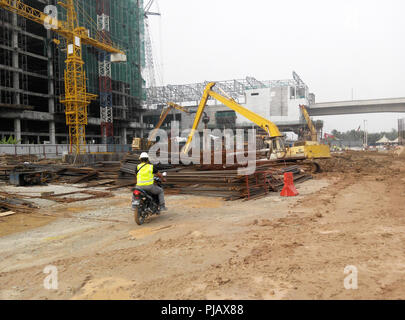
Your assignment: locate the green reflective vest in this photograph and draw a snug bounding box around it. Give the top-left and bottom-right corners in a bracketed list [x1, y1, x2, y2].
[136, 163, 154, 186]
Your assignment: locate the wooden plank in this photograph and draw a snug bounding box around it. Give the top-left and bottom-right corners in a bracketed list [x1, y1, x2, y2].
[0, 211, 16, 217]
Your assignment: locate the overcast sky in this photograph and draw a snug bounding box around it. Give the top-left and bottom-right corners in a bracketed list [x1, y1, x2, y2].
[148, 0, 405, 133]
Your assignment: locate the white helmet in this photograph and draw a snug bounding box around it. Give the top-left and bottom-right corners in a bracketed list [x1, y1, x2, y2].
[139, 152, 149, 160]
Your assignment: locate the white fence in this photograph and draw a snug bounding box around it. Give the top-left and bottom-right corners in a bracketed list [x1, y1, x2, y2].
[0, 144, 131, 159]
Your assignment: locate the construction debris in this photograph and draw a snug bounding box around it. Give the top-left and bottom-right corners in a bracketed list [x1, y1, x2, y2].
[0, 151, 314, 202]
[164, 164, 312, 201]
[55, 167, 99, 184]
[0, 154, 39, 166]
[0, 189, 113, 205]
[38, 190, 113, 203]
[0, 192, 39, 214]
[0, 211, 15, 217]
[119, 153, 173, 177]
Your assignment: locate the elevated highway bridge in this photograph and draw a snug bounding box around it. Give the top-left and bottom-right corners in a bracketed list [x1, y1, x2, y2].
[307, 97, 405, 116]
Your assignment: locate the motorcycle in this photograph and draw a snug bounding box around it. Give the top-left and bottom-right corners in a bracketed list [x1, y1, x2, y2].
[132, 172, 167, 225]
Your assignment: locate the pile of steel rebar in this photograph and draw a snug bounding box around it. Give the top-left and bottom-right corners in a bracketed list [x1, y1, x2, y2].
[164, 164, 312, 201]
[0, 150, 313, 202]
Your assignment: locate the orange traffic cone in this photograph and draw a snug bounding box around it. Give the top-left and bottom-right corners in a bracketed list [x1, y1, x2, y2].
[280, 172, 299, 197]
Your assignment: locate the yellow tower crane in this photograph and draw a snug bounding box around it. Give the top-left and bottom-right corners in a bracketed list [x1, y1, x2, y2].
[0, 0, 126, 154]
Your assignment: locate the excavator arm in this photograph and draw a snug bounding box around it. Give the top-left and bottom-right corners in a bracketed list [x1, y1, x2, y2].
[299, 105, 317, 141]
[148, 102, 190, 145]
[183, 82, 283, 154]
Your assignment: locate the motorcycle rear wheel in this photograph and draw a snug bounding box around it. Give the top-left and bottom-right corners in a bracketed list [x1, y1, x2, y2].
[134, 207, 146, 225]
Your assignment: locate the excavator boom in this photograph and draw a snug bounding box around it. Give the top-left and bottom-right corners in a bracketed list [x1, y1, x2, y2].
[183, 82, 283, 154]
[300, 105, 317, 141]
[148, 102, 190, 145]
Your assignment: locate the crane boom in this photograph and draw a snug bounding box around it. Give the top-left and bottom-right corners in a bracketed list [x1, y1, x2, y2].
[0, 0, 126, 154]
[183, 82, 283, 154]
[0, 0, 125, 56]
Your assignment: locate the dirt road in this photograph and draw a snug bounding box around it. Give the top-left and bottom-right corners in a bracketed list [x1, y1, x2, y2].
[0, 152, 404, 300]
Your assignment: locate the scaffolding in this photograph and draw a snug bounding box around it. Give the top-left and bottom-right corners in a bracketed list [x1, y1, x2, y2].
[54, 0, 146, 142]
[0, 9, 28, 108]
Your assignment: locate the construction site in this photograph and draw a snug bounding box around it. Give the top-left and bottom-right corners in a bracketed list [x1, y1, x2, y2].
[1, 0, 405, 301]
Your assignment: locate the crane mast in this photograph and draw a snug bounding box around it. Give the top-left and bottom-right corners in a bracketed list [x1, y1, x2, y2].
[60, 0, 96, 154]
[0, 0, 126, 154]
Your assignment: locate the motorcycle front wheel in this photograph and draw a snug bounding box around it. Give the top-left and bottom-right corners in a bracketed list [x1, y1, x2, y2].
[134, 207, 146, 225]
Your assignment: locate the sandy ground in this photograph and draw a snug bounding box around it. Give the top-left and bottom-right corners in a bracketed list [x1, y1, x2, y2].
[0, 151, 405, 300]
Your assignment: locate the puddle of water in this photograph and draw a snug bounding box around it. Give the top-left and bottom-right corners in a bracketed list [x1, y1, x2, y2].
[0, 214, 56, 238]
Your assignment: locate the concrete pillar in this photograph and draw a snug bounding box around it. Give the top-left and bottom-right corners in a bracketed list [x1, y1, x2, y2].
[122, 83, 127, 119]
[121, 127, 127, 145]
[140, 113, 145, 138]
[11, 13, 21, 144]
[47, 30, 56, 145]
[12, 13, 20, 107]
[49, 121, 56, 145]
[14, 118, 21, 142]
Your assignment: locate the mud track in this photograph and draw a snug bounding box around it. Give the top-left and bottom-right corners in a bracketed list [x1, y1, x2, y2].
[0, 152, 404, 300]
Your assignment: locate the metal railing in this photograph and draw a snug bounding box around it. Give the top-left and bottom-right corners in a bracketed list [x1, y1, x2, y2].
[0, 144, 132, 159]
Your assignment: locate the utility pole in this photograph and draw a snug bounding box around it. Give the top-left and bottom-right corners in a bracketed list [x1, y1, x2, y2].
[363, 120, 368, 149]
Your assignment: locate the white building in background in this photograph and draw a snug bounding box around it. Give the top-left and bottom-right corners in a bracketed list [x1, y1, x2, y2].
[242, 85, 309, 125]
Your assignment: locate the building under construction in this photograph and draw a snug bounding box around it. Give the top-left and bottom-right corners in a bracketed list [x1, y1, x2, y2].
[0, 0, 146, 145]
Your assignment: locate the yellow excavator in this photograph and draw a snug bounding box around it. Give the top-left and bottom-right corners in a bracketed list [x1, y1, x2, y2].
[148, 102, 190, 146]
[182, 82, 286, 157]
[132, 102, 190, 151]
[289, 105, 331, 160]
[182, 82, 330, 164]
[300, 104, 318, 142]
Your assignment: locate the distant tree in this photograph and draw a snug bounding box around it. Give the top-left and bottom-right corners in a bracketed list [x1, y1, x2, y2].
[328, 129, 398, 145]
[386, 129, 398, 141]
[331, 129, 340, 138]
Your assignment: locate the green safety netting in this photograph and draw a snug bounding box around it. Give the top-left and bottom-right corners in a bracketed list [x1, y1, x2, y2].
[57, 0, 146, 101]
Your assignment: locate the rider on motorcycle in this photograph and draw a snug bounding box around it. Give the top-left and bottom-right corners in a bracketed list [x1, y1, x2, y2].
[136, 152, 168, 212]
